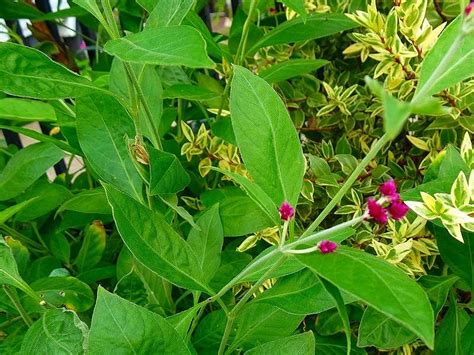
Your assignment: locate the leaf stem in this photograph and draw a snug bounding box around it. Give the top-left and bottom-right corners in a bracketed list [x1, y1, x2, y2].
[3, 285, 33, 327]
[217, 255, 288, 355]
[235, 0, 259, 65]
[302, 133, 390, 237]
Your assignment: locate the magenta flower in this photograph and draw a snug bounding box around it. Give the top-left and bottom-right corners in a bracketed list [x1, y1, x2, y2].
[318, 240, 338, 254]
[379, 179, 399, 201]
[465, 0, 474, 16]
[279, 201, 295, 221]
[367, 197, 388, 224]
[388, 200, 409, 220]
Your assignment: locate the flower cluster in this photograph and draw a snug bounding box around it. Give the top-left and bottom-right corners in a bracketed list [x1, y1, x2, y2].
[318, 240, 338, 254]
[366, 179, 409, 224]
[279, 201, 295, 221]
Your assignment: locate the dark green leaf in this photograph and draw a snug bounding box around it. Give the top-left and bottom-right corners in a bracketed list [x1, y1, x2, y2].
[89, 287, 191, 354]
[76, 94, 143, 201]
[297, 247, 434, 348]
[57, 188, 112, 215]
[260, 59, 328, 83]
[0, 43, 104, 99]
[230, 66, 305, 206]
[0, 142, 63, 201]
[162, 84, 218, 100]
[419, 274, 459, 317]
[434, 299, 469, 355]
[149, 148, 190, 195]
[104, 26, 215, 68]
[245, 331, 315, 354]
[74, 221, 106, 272]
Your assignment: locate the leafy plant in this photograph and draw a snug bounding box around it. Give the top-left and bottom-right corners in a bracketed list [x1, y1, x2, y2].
[0, 0, 473, 354]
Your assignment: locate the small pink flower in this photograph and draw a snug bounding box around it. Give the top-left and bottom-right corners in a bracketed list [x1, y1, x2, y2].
[318, 240, 338, 254]
[367, 197, 388, 224]
[279, 201, 294, 221]
[388, 200, 409, 220]
[379, 179, 399, 201]
[465, 0, 474, 16]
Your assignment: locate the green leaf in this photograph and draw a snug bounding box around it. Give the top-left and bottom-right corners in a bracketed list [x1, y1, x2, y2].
[416, 16, 474, 98]
[0, 198, 37, 224]
[0, 98, 56, 122]
[357, 307, 416, 349]
[0, 142, 63, 201]
[57, 188, 112, 215]
[434, 299, 469, 355]
[104, 184, 210, 292]
[149, 148, 190, 195]
[320, 277, 351, 355]
[167, 307, 199, 339]
[89, 287, 191, 354]
[74, 221, 106, 272]
[0, 240, 38, 300]
[26, 276, 94, 312]
[281, 0, 307, 22]
[431, 225, 474, 290]
[255, 269, 356, 315]
[0, 43, 103, 99]
[260, 59, 329, 83]
[104, 26, 215, 68]
[315, 334, 366, 354]
[245, 331, 315, 354]
[297, 246, 435, 348]
[230, 65, 305, 206]
[20, 309, 85, 354]
[461, 317, 474, 355]
[187, 205, 223, 282]
[229, 303, 304, 352]
[76, 94, 143, 201]
[419, 274, 459, 318]
[147, 0, 193, 28]
[248, 14, 358, 54]
[162, 84, 218, 100]
[0, 0, 44, 19]
[109, 61, 163, 146]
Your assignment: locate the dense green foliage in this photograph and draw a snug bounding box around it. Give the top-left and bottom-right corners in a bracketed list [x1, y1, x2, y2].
[0, 0, 473, 354]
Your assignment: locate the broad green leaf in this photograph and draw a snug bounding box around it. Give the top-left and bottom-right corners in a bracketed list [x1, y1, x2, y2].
[136, 0, 158, 12]
[201, 187, 274, 236]
[115, 272, 148, 306]
[149, 148, 190, 195]
[229, 303, 304, 352]
[26, 276, 94, 312]
[383, 91, 411, 139]
[320, 277, 351, 355]
[248, 14, 358, 54]
[209, 250, 252, 291]
[0, 98, 56, 122]
[187, 205, 223, 282]
[212, 167, 280, 226]
[255, 269, 356, 315]
[431, 225, 474, 290]
[74, 221, 106, 272]
[159, 194, 198, 229]
[89, 287, 191, 354]
[260, 59, 329, 83]
[434, 299, 469, 355]
[245, 331, 315, 354]
[211, 117, 237, 145]
[15, 180, 72, 221]
[104, 184, 210, 292]
[461, 317, 474, 355]
[0, 240, 38, 300]
[0, 43, 104, 99]
[0, 198, 37, 224]
[230, 66, 305, 206]
[104, 26, 215, 68]
[357, 307, 416, 349]
[416, 16, 474, 98]
[76, 94, 143, 201]
[0, 0, 44, 19]
[0, 142, 63, 201]
[20, 309, 85, 355]
[109, 61, 163, 147]
[0, 125, 81, 156]
[281, 0, 307, 22]
[315, 334, 367, 354]
[57, 188, 112, 215]
[167, 306, 199, 339]
[297, 246, 435, 348]
[419, 274, 459, 317]
[162, 84, 218, 100]
[147, 0, 193, 28]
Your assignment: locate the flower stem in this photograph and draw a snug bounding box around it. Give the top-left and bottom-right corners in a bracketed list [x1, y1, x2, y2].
[302, 133, 390, 237]
[234, 0, 259, 66]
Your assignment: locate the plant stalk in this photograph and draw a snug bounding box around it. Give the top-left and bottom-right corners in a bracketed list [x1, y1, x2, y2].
[3, 285, 33, 327]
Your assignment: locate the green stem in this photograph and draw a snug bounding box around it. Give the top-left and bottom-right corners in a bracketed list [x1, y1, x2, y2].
[3, 285, 33, 327]
[234, 0, 259, 65]
[216, 79, 231, 121]
[302, 133, 390, 237]
[218, 255, 287, 355]
[100, 0, 120, 39]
